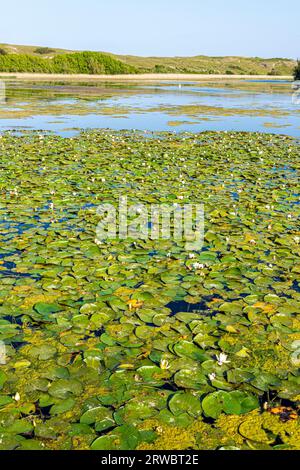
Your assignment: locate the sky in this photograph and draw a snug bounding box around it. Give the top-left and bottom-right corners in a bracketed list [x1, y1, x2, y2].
[1, 0, 299, 58]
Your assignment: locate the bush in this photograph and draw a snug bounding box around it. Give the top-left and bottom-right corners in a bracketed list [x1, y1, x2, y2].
[34, 47, 55, 55]
[294, 60, 300, 80]
[268, 68, 278, 76]
[0, 48, 7, 56]
[0, 51, 138, 74]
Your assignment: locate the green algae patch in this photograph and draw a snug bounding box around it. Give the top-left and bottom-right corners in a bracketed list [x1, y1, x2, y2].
[137, 411, 300, 450]
[0, 130, 299, 450]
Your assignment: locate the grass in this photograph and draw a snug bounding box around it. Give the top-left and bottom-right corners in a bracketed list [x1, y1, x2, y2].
[116, 54, 295, 76]
[0, 43, 296, 75]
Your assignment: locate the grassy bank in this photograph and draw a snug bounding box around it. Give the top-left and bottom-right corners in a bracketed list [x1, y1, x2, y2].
[0, 43, 296, 75]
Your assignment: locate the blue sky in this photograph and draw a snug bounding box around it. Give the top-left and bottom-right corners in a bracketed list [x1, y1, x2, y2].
[2, 0, 299, 58]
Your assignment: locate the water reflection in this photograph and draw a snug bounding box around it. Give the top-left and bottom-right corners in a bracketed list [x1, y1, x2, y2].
[0, 79, 299, 137]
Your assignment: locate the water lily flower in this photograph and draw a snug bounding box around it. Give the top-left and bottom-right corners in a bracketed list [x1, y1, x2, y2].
[188, 253, 196, 259]
[10, 188, 18, 196]
[294, 236, 300, 244]
[208, 373, 216, 381]
[160, 359, 170, 370]
[216, 353, 230, 366]
[192, 262, 204, 270]
[14, 392, 21, 402]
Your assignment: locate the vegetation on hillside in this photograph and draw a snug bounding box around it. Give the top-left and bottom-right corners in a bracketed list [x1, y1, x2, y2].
[294, 60, 300, 80]
[0, 43, 296, 75]
[34, 47, 56, 55]
[117, 54, 295, 76]
[0, 51, 137, 74]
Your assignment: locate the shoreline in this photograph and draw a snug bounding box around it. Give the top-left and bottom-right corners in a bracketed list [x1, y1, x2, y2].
[0, 72, 293, 81]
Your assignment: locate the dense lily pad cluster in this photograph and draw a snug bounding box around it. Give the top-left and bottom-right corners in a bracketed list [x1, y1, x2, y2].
[0, 130, 299, 450]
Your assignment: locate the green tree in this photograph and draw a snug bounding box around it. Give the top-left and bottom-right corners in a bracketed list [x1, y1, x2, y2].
[294, 60, 300, 80]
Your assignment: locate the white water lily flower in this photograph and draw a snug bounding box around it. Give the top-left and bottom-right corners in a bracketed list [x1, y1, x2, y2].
[188, 253, 196, 259]
[294, 236, 300, 244]
[208, 373, 216, 381]
[14, 392, 21, 402]
[216, 353, 230, 366]
[160, 359, 170, 370]
[192, 262, 204, 270]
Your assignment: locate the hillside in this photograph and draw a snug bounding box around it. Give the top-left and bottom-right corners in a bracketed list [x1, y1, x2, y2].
[0, 43, 296, 75]
[115, 54, 295, 76]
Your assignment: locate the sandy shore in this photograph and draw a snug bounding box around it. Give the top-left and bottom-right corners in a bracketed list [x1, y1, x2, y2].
[0, 72, 293, 82]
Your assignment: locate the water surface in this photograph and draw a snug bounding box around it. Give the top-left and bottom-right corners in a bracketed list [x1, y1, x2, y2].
[0, 78, 299, 136]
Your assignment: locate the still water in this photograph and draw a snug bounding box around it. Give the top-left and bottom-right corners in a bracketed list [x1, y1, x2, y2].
[0, 78, 299, 136]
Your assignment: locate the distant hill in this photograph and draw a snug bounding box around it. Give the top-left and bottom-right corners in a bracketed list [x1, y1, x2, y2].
[0, 43, 296, 75]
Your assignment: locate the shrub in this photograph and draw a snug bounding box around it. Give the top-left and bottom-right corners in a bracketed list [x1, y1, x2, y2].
[34, 47, 55, 55]
[0, 48, 7, 55]
[294, 60, 300, 80]
[0, 51, 138, 74]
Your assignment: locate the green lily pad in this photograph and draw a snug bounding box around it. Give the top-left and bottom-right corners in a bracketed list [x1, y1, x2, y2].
[169, 391, 202, 417]
[80, 406, 115, 432]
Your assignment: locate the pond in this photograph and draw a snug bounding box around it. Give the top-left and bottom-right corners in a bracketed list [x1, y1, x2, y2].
[0, 78, 299, 137]
[0, 130, 300, 450]
[0, 78, 300, 451]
